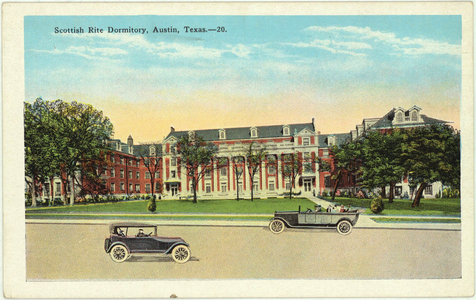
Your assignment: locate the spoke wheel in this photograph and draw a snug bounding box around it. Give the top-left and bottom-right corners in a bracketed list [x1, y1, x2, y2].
[110, 245, 129, 263]
[269, 219, 285, 234]
[336, 220, 352, 235]
[172, 245, 191, 263]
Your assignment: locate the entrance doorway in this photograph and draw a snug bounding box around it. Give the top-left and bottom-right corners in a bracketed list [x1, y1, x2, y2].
[304, 179, 312, 192]
[171, 184, 178, 196]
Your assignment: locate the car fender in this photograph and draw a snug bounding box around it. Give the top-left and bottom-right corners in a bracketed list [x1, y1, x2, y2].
[272, 217, 292, 228]
[106, 241, 130, 253]
[337, 217, 355, 226]
[164, 242, 190, 254]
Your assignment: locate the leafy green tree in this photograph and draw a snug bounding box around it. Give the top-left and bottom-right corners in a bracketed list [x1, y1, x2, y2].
[244, 142, 267, 201]
[360, 129, 405, 203]
[282, 153, 303, 199]
[25, 98, 114, 206]
[329, 141, 361, 201]
[177, 135, 219, 203]
[401, 124, 460, 207]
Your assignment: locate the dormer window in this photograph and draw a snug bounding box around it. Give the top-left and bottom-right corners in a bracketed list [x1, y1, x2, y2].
[328, 135, 336, 146]
[411, 110, 418, 122]
[250, 127, 258, 138]
[396, 111, 404, 123]
[188, 130, 195, 141]
[283, 125, 290, 136]
[149, 145, 156, 156]
[219, 129, 226, 140]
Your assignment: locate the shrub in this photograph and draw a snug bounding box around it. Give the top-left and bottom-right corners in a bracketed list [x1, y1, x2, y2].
[370, 197, 385, 214]
[321, 191, 328, 197]
[147, 199, 156, 212]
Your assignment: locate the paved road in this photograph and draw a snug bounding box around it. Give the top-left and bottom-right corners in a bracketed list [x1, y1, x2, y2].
[26, 223, 461, 280]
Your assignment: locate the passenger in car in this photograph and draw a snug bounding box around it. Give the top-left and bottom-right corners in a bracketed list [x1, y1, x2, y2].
[137, 229, 145, 237]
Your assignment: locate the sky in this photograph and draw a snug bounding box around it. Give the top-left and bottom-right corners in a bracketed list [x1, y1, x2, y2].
[24, 15, 462, 143]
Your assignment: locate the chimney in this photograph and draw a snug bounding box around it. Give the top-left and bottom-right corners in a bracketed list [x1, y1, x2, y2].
[171, 126, 175, 132]
[127, 134, 133, 146]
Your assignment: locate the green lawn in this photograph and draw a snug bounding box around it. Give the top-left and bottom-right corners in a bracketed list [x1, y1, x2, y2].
[321, 197, 461, 217]
[26, 198, 316, 214]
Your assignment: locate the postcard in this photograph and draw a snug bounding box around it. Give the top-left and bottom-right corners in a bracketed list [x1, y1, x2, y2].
[3, 2, 474, 298]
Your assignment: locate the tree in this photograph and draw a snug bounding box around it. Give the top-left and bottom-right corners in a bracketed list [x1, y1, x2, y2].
[177, 135, 219, 203]
[360, 129, 405, 203]
[329, 141, 361, 201]
[244, 142, 267, 201]
[231, 156, 245, 200]
[401, 124, 460, 207]
[24, 98, 114, 206]
[282, 153, 303, 199]
[77, 152, 111, 201]
[136, 143, 164, 208]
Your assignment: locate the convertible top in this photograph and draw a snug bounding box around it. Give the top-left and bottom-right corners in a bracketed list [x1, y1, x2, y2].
[109, 222, 156, 233]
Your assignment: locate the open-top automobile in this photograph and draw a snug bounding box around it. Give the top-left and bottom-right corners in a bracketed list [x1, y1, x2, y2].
[104, 222, 191, 263]
[269, 205, 363, 235]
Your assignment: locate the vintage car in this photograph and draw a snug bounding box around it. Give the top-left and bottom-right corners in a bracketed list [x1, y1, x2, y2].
[269, 206, 363, 235]
[104, 222, 191, 263]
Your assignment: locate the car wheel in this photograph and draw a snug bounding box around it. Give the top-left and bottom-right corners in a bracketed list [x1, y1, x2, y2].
[269, 219, 285, 234]
[336, 220, 352, 235]
[110, 244, 129, 263]
[172, 245, 191, 263]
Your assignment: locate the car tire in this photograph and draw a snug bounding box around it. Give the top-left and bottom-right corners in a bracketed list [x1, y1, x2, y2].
[109, 244, 129, 263]
[336, 220, 353, 235]
[172, 245, 191, 263]
[269, 219, 285, 234]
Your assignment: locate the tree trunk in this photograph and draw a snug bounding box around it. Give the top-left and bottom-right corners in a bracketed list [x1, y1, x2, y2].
[388, 182, 395, 203]
[289, 178, 293, 199]
[236, 173, 240, 201]
[69, 174, 75, 206]
[250, 173, 254, 201]
[331, 170, 341, 201]
[380, 186, 386, 198]
[30, 178, 37, 207]
[412, 182, 427, 208]
[192, 181, 198, 203]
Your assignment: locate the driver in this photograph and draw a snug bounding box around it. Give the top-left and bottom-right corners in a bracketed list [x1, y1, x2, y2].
[137, 229, 145, 237]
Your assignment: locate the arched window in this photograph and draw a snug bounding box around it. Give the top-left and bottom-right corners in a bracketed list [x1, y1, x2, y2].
[411, 111, 418, 122]
[149, 146, 156, 156]
[396, 112, 403, 123]
[250, 127, 258, 138]
[219, 129, 226, 140]
[283, 125, 290, 136]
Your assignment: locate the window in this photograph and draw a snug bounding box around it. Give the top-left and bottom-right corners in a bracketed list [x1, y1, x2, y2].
[221, 183, 227, 192]
[111, 155, 115, 163]
[395, 186, 402, 196]
[206, 184, 211, 194]
[425, 185, 433, 195]
[170, 146, 176, 154]
[411, 111, 418, 122]
[129, 183, 133, 192]
[56, 182, 61, 194]
[111, 168, 115, 178]
[205, 169, 211, 178]
[136, 171, 140, 179]
[111, 183, 115, 192]
[171, 158, 177, 166]
[327, 136, 335, 146]
[44, 184, 50, 197]
[304, 163, 312, 172]
[189, 131, 195, 140]
[253, 181, 259, 191]
[155, 183, 161, 191]
[149, 146, 156, 156]
[304, 152, 311, 159]
[285, 182, 292, 190]
[268, 165, 276, 174]
[303, 137, 310, 146]
[269, 180, 275, 191]
[129, 170, 132, 179]
[145, 172, 151, 179]
[324, 176, 331, 187]
[283, 126, 290, 136]
[267, 155, 276, 163]
[171, 170, 176, 178]
[129, 159, 132, 166]
[135, 184, 140, 192]
[250, 127, 257, 138]
[219, 129, 226, 140]
[120, 157, 124, 164]
[120, 169, 124, 178]
[120, 183, 125, 191]
[323, 149, 329, 158]
[220, 167, 227, 176]
[237, 183, 243, 193]
[145, 184, 151, 193]
[396, 112, 403, 123]
[155, 171, 160, 179]
[136, 160, 139, 167]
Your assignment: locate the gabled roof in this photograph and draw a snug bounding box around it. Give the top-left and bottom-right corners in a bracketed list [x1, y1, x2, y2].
[165, 122, 315, 142]
[368, 108, 448, 130]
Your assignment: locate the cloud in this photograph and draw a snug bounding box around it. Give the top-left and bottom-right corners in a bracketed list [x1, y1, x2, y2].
[31, 45, 126, 61]
[286, 39, 368, 57]
[305, 25, 461, 56]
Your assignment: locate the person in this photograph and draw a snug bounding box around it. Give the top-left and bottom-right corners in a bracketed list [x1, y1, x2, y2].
[340, 205, 345, 213]
[137, 229, 145, 237]
[327, 205, 333, 213]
